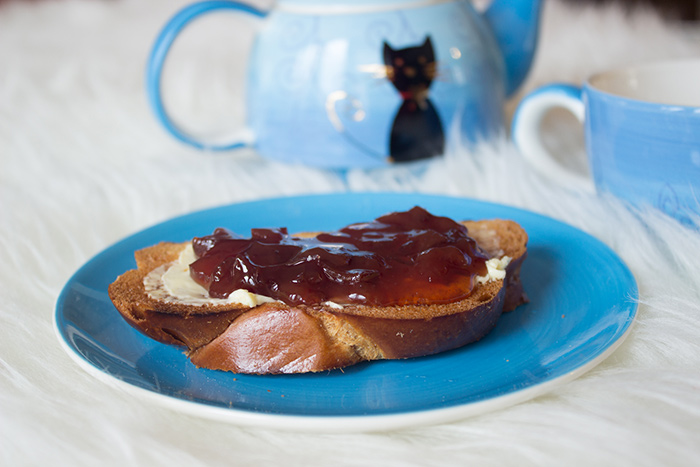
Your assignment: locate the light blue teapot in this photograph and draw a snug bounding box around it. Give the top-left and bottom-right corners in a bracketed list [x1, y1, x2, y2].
[147, 0, 542, 168]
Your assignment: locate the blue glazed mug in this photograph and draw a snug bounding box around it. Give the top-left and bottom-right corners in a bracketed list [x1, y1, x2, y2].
[512, 60, 700, 225]
[147, 0, 541, 169]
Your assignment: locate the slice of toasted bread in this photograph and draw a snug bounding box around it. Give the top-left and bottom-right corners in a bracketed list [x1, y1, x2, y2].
[108, 219, 527, 374]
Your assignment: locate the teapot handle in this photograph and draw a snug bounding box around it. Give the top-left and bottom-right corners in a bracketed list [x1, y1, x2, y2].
[511, 84, 596, 192]
[146, 1, 266, 150]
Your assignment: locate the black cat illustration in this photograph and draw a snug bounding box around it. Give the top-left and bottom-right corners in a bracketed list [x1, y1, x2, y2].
[383, 36, 444, 162]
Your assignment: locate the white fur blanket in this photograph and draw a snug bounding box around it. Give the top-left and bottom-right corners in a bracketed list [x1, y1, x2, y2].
[2, 0, 700, 465]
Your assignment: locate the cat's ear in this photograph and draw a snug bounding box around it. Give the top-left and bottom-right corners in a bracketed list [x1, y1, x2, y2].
[383, 41, 394, 62]
[422, 36, 435, 60]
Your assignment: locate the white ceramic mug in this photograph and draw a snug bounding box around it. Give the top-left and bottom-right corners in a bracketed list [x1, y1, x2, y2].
[512, 59, 700, 226]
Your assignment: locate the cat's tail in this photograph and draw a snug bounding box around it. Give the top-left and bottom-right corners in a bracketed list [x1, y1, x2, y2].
[325, 90, 388, 161]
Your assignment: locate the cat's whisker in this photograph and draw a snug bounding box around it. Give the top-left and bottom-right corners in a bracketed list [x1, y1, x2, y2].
[432, 64, 454, 83]
[357, 64, 391, 79]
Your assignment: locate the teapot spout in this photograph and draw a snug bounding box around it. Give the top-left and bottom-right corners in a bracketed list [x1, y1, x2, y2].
[484, 0, 542, 97]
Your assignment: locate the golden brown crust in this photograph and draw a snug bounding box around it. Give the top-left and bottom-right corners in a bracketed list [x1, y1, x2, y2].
[189, 303, 365, 374]
[333, 287, 505, 360]
[108, 219, 528, 374]
[462, 220, 528, 311]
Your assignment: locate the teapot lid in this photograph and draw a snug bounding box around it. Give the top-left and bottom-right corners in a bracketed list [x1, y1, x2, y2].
[277, 0, 452, 14]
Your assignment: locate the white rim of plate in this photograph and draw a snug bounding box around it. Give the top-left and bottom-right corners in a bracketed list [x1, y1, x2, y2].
[53, 311, 635, 433]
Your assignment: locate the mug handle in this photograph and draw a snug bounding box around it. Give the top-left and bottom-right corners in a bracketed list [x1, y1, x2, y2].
[511, 84, 596, 192]
[146, 1, 267, 150]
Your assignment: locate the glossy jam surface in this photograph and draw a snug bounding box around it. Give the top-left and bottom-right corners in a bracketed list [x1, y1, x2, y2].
[189, 206, 489, 306]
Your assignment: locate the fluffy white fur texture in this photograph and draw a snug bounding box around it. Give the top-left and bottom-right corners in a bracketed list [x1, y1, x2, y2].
[2, 0, 700, 465]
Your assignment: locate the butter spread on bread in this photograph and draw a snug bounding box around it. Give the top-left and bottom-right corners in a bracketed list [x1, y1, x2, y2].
[108, 207, 528, 374]
[144, 244, 277, 307]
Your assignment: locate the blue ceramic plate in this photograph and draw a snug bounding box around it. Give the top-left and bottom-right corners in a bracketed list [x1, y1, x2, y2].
[54, 193, 638, 432]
